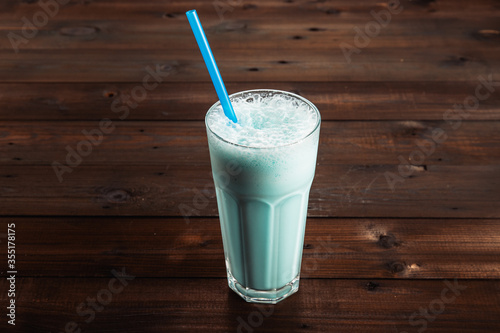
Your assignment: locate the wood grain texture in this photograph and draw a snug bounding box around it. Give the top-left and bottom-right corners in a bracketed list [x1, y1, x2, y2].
[1, 164, 498, 218]
[1, 82, 499, 121]
[1, 0, 499, 47]
[1, 121, 499, 217]
[1, 48, 498, 83]
[1, 0, 500, 332]
[0, 277, 498, 333]
[0, 217, 499, 279]
[0, 0, 499, 82]
[2, 121, 500, 165]
[1, 14, 499, 51]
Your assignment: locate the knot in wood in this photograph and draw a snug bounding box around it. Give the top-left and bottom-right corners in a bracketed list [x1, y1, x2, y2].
[388, 261, 406, 274]
[366, 281, 380, 291]
[377, 233, 401, 249]
[103, 189, 131, 204]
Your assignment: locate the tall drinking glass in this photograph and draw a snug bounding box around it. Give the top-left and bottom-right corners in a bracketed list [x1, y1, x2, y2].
[205, 89, 321, 303]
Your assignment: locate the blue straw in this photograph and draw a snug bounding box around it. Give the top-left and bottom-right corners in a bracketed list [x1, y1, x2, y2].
[186, 9, 237, 123]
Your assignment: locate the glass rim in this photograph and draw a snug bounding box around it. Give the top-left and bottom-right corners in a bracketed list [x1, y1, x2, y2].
[205, 89, 321, 150]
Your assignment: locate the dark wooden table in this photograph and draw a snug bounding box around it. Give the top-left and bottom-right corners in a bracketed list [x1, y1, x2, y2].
[1, 0, 500, 332]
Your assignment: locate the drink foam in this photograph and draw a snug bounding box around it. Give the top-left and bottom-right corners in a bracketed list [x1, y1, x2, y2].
[206, 90, 319, 148]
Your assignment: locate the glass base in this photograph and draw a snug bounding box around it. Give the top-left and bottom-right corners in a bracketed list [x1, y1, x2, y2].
[226, 269, 300, 304]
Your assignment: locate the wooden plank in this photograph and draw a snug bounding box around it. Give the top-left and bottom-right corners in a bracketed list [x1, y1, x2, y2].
[0, 164, 498, 218]
[0, 1, 498, 83]
[0, 48, 498, 83]
[0, 0, 498, 26]
[1, 15, 499, 51]
[0, 217, 499, 279]
[0, 121, 499, 217]
[0, 277, 498, 332]
[2, 121, 500, 166]
[1, 82, 499, 121]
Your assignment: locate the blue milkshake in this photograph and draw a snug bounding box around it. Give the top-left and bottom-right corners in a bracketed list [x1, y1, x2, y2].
[206, 89, 321, 303]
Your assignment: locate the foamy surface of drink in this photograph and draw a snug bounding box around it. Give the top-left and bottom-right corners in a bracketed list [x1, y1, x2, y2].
[206, 91, 319, 148]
